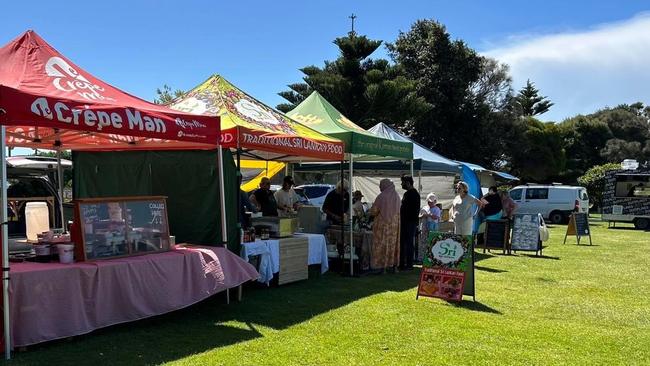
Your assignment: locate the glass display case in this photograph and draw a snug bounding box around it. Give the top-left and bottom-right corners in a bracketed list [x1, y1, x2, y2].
[74, 196, 171, 261]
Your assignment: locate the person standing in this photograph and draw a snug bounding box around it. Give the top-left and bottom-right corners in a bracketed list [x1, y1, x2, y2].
[450, 181, 484, 236]
[249, 177, 278, 217]
[322, 180, 349, 224]
[274, 176, 301, 216]
[482, 186, 503, 221]
[500, 190, 517, 219]
[400, 175, 420, 270]
[369, 179, 401, 273]
[418, 193, 441, 262]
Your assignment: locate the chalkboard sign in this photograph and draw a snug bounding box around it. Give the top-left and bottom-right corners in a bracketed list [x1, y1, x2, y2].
[574, 213, 589, 236]
[74, 196, 171, 261]
[564, 213, 592, 245]
[511, 214, 541, 252]
[483, 219, 509, 253]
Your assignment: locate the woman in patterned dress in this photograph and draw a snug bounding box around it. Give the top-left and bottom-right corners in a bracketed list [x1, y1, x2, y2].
[369, 179, 401, 273]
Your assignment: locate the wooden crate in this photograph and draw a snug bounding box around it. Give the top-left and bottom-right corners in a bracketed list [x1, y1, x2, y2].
[278, 236, 309, 285]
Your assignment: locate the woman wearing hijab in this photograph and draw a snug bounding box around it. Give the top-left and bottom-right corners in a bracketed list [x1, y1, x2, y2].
[369, 179, 401, 273]
[450, 181, 485, 236]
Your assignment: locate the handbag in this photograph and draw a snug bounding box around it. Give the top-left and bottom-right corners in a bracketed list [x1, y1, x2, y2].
[538, 214, 550, 242]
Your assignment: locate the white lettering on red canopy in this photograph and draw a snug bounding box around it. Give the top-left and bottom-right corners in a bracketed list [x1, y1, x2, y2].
[45, 56, 114, 102]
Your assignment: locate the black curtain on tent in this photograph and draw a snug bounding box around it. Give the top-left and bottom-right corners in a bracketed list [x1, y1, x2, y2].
[72, 150, 239, 251]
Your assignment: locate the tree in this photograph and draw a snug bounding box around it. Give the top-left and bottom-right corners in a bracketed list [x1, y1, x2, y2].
[277, 33, 429, 129]
[600, 139, 644, 163]
[577, 163, 620, 211]
[514, 80, 554, 116]
[508, 118, 566, 182]
[154, 85, 185, 105]
[558, 116, 613, 182]
[387, 19, 483, 160]
[470, 57, 513, 113]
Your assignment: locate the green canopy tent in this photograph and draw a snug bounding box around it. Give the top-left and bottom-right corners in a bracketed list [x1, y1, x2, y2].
[287, 91, 414, 275]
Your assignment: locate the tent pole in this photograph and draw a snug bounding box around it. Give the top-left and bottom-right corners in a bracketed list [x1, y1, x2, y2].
[418, 170, 422, 193]
[2, 127, 11, 359]
[339, 159, 344, 274]
[218, 146, 228, 245]
[56, 150, 66, 233]
[349, 155, 354, 276]
[236, 148, 242, 244]
[410, 159, 414, 179]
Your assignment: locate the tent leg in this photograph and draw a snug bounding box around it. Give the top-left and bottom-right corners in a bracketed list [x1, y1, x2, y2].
[56, 150, 66, 232]
[339, 160, 344, 274]
[410, 159, 414, 178]
[349, 155, 354, 276]
[2, 127, 11, 359]
[218, 146, 228, 246]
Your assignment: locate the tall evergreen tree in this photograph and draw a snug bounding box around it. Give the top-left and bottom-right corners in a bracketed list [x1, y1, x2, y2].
[277, 32, 428, 129]
[514, 80, 554, 116]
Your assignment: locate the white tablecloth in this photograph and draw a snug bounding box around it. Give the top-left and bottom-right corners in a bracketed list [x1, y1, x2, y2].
[240, 234, 329, 283]
[294, 233, 329, 273]
[240, 239, 278, 284]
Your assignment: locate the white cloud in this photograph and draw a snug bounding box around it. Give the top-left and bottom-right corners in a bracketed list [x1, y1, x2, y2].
[483, 13, 650, 122]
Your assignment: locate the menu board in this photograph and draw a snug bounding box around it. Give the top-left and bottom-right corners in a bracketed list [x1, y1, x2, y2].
[511, 214, 540, 251]
[564, 213, 592, 245]
[76, 196, 170, 261]
[573, 213, 589, 236]
[418, 232, 474, 302]
[484, 219, 509, 251]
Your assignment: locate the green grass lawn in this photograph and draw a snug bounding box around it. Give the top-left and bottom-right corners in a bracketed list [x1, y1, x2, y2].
[6, 217, 650, 365]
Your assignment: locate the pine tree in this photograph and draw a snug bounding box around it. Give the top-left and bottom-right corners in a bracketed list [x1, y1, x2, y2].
[514, 80, 554, 116]
[277, 32, 428, 129]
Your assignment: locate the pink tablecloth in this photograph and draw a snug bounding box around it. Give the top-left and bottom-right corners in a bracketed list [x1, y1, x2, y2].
[9, 245, 258, 347]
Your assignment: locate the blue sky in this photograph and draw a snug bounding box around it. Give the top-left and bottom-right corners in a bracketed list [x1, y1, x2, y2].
[3, 0, 650, 123]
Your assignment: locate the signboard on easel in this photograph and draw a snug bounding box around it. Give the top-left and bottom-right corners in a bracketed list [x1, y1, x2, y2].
[417, 232, 474, 302]
[511, 214, 542, 255]
[564, 212, 592, 245]
[483, 219, 510, 254]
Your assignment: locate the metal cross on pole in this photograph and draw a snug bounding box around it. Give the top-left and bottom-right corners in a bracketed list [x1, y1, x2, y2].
[349, 13, 357, 34]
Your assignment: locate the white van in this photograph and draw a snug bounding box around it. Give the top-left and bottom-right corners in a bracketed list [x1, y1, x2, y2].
[509, 185, 589, 224]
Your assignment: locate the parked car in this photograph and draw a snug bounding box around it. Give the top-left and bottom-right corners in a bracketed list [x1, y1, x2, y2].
[6, 156, 72, 238]
[509, 184, 589, 224]
[269, 185, 311, 205]
[294, 184, 335, 208]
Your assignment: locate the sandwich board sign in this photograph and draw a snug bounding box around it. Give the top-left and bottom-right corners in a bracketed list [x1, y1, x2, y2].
[483, 219, 510, 254]
[564, 212, 592, 245]
[511, 214, 542, 255]
[417, 232, 475, 302]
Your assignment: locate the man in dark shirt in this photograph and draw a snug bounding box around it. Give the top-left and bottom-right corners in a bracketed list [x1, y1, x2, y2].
[322, 180, 349, 224]
[482, 186, 503, 219]
[400, 175, 420, 270]
[250, 177, 278, 217]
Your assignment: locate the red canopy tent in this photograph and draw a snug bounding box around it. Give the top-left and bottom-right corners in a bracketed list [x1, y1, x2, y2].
[0, 31, 222, 358]
[0, 31, 219, 150]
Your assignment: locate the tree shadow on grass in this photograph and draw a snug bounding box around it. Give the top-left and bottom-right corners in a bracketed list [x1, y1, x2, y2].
[474, 251, 495, 263]
[518, 253, 561, 260]
[8, 292, 263, 366]
[607, 227, 640, 231]
[475, 265, 508, 274]
[8, 271, 422, 366]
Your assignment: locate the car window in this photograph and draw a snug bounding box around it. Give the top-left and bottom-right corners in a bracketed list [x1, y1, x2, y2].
[303, 186, 331, 199]
[509, 189, 522, 201]
[580, 190, 589, 200]
[525, 188, 548, 200]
